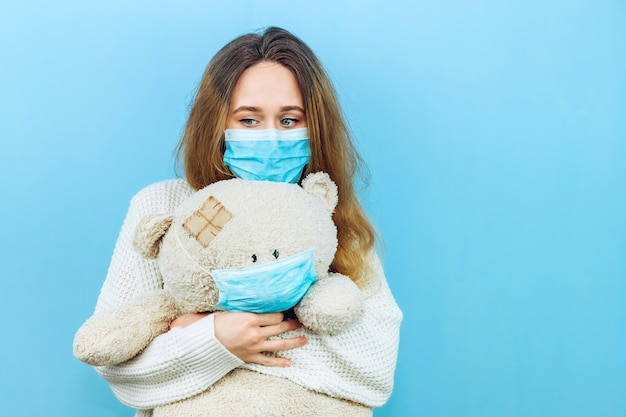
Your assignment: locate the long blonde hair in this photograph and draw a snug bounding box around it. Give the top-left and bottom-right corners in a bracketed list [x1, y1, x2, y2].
[176, 27, 376, 287]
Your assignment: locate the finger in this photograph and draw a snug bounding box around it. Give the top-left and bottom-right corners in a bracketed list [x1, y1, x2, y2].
[249, 353, 291, 368]
[254, 312, 285, 326]
[260, 335, 307, 353]
[259, 319, 302, 338]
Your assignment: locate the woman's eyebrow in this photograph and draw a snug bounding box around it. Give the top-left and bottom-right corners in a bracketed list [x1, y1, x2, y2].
[232, 106, 260, 113]
[232, 105, 305, 113]
[280, 105, 305, 113]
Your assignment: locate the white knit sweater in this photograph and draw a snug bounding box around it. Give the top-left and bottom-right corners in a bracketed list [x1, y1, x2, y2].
[92, 179, 403, 416]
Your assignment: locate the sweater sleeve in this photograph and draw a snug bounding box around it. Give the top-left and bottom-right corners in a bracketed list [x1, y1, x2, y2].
[88, 180, 243, 410]
[242, 251, 403, 407]
[96, 314, 243, 409]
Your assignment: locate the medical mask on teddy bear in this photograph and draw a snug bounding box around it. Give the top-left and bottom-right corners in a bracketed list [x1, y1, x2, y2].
[212, 248, 318, 312]
[175, 229, 318, 313]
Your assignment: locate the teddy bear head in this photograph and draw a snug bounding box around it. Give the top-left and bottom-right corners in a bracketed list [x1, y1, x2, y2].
[133, 172, 339, 315]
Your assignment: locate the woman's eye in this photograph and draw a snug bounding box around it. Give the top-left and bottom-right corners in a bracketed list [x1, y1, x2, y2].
[241, 118, 258, 126]
[280, 118, 298, 127]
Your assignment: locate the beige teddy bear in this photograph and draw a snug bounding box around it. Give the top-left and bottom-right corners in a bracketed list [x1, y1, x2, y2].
[74, 172, 370, 416]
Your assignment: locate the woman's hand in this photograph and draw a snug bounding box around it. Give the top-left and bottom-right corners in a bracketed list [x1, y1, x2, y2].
[214, 311, 306, 367]
[169, 312, 306, 367]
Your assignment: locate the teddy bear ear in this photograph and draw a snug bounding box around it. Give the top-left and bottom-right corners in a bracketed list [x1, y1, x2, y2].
[301, 172, 339, 213]
[133, 214, 174, 259]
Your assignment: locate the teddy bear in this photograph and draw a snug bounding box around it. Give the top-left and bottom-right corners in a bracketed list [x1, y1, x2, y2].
[74, 172, 370, 416]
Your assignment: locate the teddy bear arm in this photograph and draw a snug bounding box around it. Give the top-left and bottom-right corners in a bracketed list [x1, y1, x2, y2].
[294, 273, 365, 335]
[73, 291, 179, 366]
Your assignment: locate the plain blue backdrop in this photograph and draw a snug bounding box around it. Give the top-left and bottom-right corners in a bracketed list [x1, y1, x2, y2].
[1, 1, 625, 416]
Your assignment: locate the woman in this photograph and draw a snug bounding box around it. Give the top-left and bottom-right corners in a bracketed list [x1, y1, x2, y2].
[87, 27, 402, 416]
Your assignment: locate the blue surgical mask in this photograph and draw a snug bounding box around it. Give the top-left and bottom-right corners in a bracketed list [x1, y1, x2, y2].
[212, 249, 318, 313]
[223, 128, 310, 183]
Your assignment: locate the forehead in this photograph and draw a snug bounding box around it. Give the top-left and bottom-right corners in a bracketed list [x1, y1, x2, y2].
[230, 61, 303, 108]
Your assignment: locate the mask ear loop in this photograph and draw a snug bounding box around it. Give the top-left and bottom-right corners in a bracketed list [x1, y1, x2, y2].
[174, 229, 214, 278]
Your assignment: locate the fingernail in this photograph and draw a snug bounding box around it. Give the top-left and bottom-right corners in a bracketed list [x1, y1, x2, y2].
[282, 359, 291, 367]
[300, 336, 307, 346]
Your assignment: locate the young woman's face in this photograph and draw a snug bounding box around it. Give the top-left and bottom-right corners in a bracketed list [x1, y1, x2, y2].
[226, 61, 307, 130]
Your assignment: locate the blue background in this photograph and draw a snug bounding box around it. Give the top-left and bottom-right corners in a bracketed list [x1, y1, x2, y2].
[1, 1, 624, 416]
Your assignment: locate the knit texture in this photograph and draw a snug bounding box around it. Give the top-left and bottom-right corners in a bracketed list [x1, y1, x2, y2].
[90, 179, 403, 416]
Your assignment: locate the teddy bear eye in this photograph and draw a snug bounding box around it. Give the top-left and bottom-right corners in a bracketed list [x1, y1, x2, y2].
[251, 254, 257, 263]
[272, 250, 279, 259]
